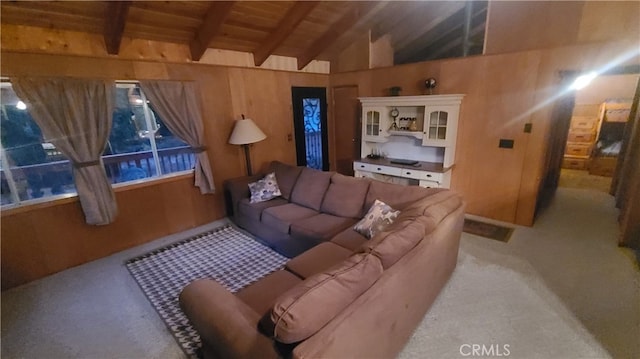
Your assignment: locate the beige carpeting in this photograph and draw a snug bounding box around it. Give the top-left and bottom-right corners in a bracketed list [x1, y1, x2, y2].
[1, 188, 639, 358]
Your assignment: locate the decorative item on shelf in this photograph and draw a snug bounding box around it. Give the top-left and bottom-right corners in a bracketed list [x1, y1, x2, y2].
[389, 86, 402, 96]
[425, 78, 437, 95]
[228, 114, 267, 176]
[408, 117, 418, 131]
[366, 148, 383, 159]
[389, 107, 399, 130]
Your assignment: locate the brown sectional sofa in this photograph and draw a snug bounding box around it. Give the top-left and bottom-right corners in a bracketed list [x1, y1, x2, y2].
[180, 161, 465, 359]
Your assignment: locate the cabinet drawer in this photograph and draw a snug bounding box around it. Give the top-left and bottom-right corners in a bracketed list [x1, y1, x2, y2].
[562, 156, 588, 170]
[589, 157, 617, 177]
[570, 116, 598, 131]
[398, 168, 443, 182]
[353, 162, 401, 176]
[419, 180, 440, 189]
[567, 131, 596, 143]
[564, 143, 592, 157]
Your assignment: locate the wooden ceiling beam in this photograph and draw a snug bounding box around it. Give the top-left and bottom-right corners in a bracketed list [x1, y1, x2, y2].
[297, 2, 380, 70]
[190, 1, 236, 61]
[253, 1, 320, 66]
[104, 1, 131, 55]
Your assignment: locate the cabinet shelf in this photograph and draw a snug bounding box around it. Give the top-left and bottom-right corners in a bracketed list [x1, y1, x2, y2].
[388, 130, 423, 139]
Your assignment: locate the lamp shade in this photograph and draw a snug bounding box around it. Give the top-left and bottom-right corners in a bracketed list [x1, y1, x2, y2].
[228, 118, 267, 145]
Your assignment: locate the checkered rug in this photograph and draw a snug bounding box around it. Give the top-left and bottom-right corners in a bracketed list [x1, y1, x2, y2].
[125, 225, 289, 358]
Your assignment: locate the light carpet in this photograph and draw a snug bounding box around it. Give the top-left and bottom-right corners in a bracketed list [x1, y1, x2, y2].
[400, 237, 610, 358]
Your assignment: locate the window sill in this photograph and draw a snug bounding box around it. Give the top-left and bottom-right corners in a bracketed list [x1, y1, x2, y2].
[1, 170, 195, 217]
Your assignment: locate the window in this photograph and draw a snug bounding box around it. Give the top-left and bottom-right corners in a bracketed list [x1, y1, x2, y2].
[0, 81, 195, 207]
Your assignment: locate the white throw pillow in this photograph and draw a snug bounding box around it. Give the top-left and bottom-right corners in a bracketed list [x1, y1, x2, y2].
[248, 172, 282, 203]
[353, 199, 400, 239]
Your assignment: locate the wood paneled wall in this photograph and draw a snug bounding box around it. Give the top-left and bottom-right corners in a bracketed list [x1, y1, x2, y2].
[330, 39, 640, 225]
[0, 52, 328, 289]
[1, 176, 217, 289]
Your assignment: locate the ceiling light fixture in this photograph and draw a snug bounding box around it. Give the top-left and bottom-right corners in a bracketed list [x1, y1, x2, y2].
[570, 71, 598, 90]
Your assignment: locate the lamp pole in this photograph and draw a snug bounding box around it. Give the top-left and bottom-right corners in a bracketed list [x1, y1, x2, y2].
[243, 144, 253, 176]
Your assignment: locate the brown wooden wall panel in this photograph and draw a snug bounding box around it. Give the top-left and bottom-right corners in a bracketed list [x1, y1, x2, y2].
[0, 51, 328, 289]
[0, 177, 218, 290]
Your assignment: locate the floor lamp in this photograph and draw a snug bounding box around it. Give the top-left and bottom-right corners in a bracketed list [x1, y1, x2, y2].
[229, 115, 267, 176]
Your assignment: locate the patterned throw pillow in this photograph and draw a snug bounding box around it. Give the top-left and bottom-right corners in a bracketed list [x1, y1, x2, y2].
[248, 172, 282, 203]
[353, 199, 400, 239]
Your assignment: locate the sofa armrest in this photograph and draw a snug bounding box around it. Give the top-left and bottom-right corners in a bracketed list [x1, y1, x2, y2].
[179, 279, 277, 359]
[223, 174, 264, 217]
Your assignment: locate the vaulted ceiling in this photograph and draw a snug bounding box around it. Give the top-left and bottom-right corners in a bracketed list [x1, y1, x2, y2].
[0, 1, 487, 69]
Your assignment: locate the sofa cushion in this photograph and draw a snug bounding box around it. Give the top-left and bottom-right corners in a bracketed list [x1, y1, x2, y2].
[359, 218, 426, 269]
[235, 270, 302, 317]
[248, 172, 282, 203]
[269, 252, 384, 343]
[268, 161, 303, 200]
[330, 227, 368, 251]
[262, 203, 319, 234]
[289, 168, 332, 211]
[365, 181, 441, 212]
[285, 242, 352, 279]
[320, 173, 370, 219]
[238, 197, 289, 222]
[353, 199, 400, 239]
[290, 213, 357, 243]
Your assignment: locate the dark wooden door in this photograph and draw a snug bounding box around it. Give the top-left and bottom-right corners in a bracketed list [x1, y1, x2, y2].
[333, 86, 360, 176]
[536, 73, 576, 213]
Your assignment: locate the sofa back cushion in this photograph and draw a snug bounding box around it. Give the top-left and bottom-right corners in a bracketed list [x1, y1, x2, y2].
[269, 252, 383, 344]
[359, 217, 425, 269]
[321, 173, 370, 219]
[290, 168, 332, 211]
[269, 161, 303, 200]
[364, 180, 441, 212]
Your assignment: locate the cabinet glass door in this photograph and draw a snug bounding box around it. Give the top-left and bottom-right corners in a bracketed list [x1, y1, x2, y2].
[427, 110, 448, 140]
[366, 110, 380, 136]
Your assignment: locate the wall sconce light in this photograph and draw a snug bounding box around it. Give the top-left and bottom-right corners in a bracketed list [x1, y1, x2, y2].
[228, 115, 267, 175]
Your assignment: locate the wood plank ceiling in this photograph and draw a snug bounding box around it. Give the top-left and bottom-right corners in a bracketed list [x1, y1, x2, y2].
[0, 1, 487, 69]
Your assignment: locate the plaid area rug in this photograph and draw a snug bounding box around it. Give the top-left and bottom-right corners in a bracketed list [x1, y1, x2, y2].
[125, 225, 289, 358]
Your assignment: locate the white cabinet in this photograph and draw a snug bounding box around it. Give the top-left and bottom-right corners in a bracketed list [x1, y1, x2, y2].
[357, 95, 463, 189]
[359, 95, 463, 168]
